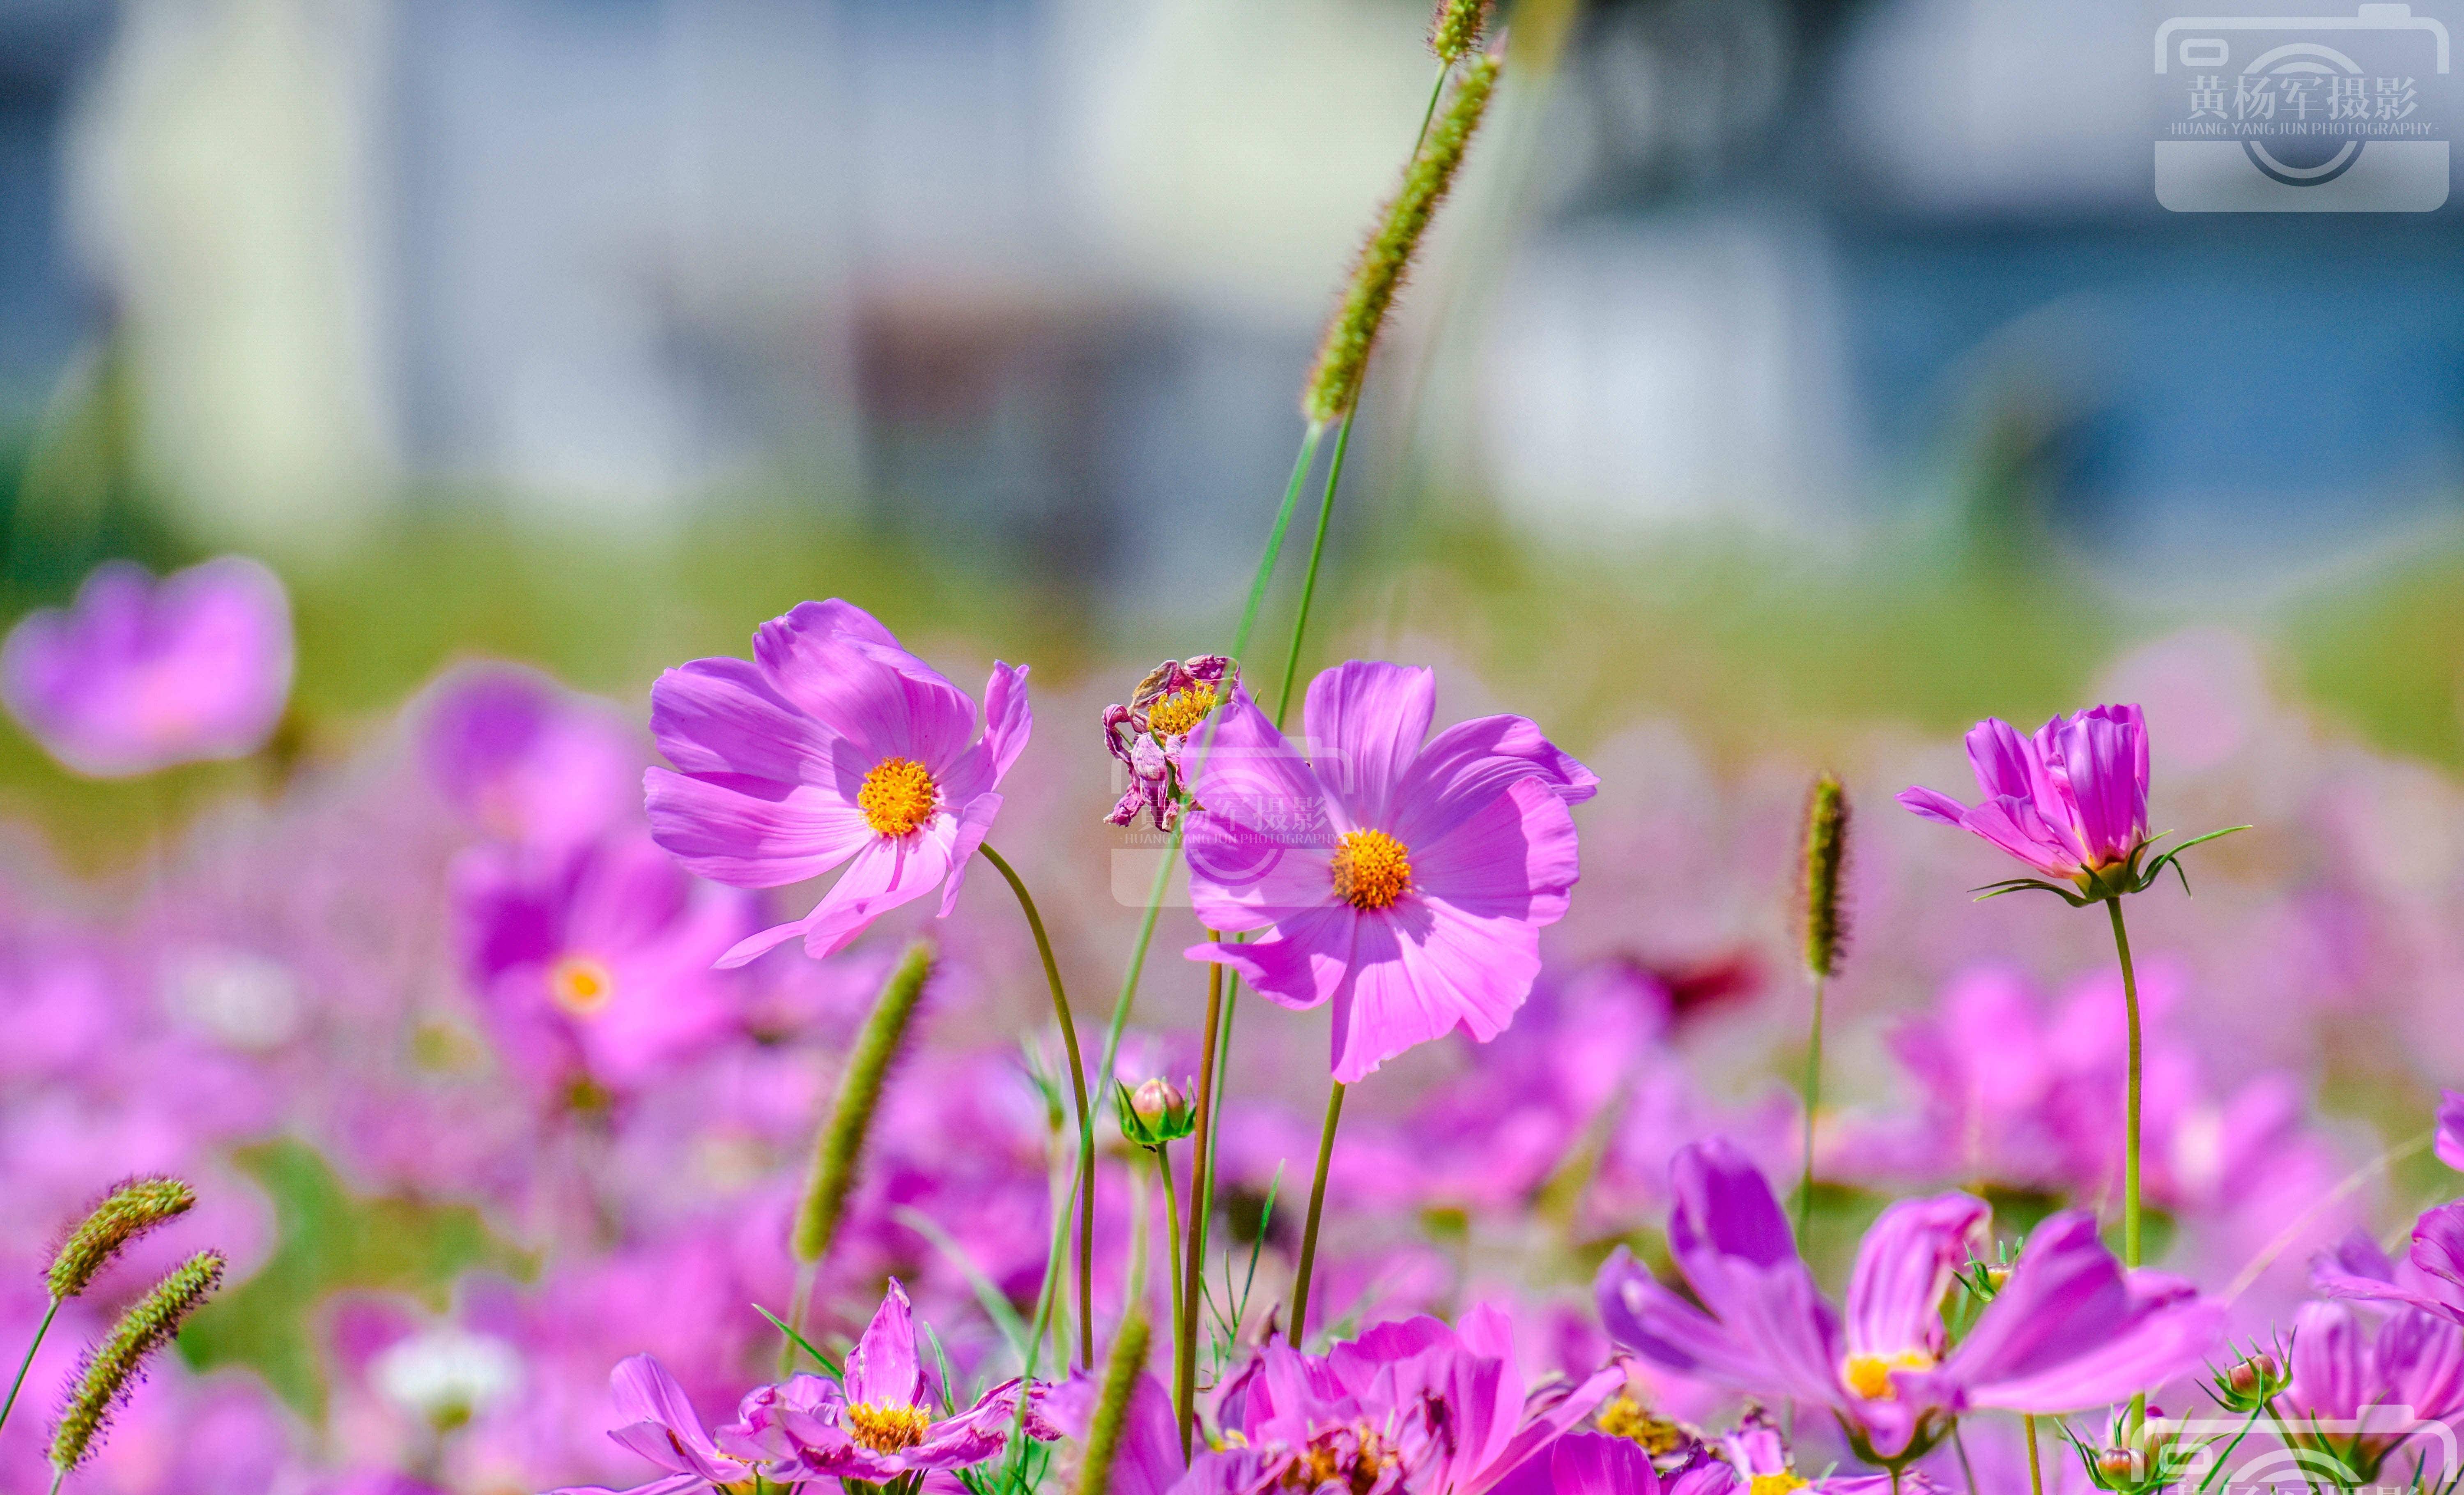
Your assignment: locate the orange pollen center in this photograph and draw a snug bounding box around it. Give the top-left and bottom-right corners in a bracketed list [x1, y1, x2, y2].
[844, 1399, 933, 1453]
[1146, 682, 1216, 738]
[1330, 830, 1412, 910]
[548, 956, 616, 1017]
[1750, 1475, 1809, 1495]
[1843, 1349, 1935, 1401]
[858, 757, 939, 837]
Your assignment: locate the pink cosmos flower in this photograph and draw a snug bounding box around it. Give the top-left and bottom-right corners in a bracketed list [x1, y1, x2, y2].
[419, 664, 639, 854]
[1182, 1304, 1621, 1495]
[737, 1280, 1025, 1483]
[1598, 1138, 2225, 1465]
[1178, 662, 1595, 1083]
[644, 600, 1030, 965]
[0, 556, 293, 777]
[452, 832, 754, 1096]
[2274, 1296, 2464, 1484]
[1897, 705, 2150, 883]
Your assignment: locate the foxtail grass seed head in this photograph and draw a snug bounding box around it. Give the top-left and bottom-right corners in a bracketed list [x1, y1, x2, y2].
[1072, 1309, 1151, 1495]
[1799, 775, 1850, 979]
[1429, 0, 1492, 61]
[45, 1178, 196, 1302]
[1301, 52, 1501, 424]
[49, 1250, 223, 1474]
[793, 941, 934, 1265]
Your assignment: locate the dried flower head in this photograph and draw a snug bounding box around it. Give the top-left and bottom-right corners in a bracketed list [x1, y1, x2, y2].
[45, 1178, 196, 1302]
[1429, 0, 1492, 61]
[50, 1250, 224, 1474]
[1103, 656, 1235, 832]
[1799, 775, 1850, 979]
[1301, 52, 1501, 424]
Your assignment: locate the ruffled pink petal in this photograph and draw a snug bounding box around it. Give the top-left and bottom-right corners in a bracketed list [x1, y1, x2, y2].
[2051, 706, 2148, 865]
[980, 662, 1032, 784]
[845, 1279, 924, 1408]
[650, 657, 848, 784]
[1301, 661, 1435, 828]
[936, 793, 1003, 918]
[1389, 713, 1598, 849]
[793, 826, 956, 959]
[1330, 905, 1539, 1081]
[1407, 778, 1580, 923]
[1184, 685, 1341, 927]
[1958, 798, 2082, 879]
[608, 1355, 747, 1483]
[645, 767, 876, 888]
[1895, 785, 1971, 827]
[1843, 1193, 1990, 1359]
[1965, 717, 2057, 812]
[752, 613, 977, 771]
[1182, 904, 1358, 1013]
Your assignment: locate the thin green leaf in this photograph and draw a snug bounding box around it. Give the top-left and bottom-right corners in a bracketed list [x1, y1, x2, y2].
[752, 1303, 842, 1377]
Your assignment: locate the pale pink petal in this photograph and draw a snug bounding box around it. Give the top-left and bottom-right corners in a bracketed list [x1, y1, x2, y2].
[1391, 714, 1598, 842]
[753, 616, 977, 770]
[1407, 779, 1581, 923]
[645, 767, 875, 888]
[936, 794, 1002, 918]
[845, 1280, 924, 1408]
[980, 662, 1032, 784]
[1895, 785, 1970, 826]
[650, 657, 848, 784]
[1300, 662, 1435, 827]
[1182, 904, 1358, 1013]
[1844, 1194, 1990, 1359]
[795, 828, 956, 959]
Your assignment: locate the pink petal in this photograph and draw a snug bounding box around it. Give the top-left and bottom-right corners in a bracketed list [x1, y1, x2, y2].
[1300, 661, 1435, 828]
[1844, 1193, 1990, 1359]
[645, 767, 875, 888]
[752, 616, 977, 773]
[936, 794, 1003, 918]
[845, 1279, 924, 1408]
[650, 657, 848, 784]
[794, 828, 956, 959]
[1182, 904, 1358, 1013]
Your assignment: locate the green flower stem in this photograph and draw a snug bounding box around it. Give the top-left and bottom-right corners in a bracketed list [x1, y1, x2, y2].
[2107, 895, 2144, 1438]
[1177, 946, 1224, 1454]
[980, 842, 1094, 1371]
[1796, 973, 1826, 1242]
[0, 1297, 58, 1435]
[1289, 1080, 1347, 1347]
[1273, 410, 1356, 726]
[1156, 1141, 1184, 1403]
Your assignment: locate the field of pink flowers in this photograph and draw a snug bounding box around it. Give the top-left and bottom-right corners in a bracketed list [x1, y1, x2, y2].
[7, 8, 2464, 1495]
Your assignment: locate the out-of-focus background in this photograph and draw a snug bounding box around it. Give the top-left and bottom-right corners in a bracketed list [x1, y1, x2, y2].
[6, 0, 2464, 845]
[6, 3, 2464, 1493]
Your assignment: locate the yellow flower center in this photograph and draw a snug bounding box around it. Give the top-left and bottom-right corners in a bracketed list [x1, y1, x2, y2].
[857, 757, 939, 837]
[1330, 830, 1412, 911]
[548, 955, 616, 1017]
[1844, 1349, 1936, 1401]
[844, 1399, 933, 1453]
[1751, 1474, 1808, 1495]
[1596, 1393, 1687, 1454]
[1146, 682, 1216, 738]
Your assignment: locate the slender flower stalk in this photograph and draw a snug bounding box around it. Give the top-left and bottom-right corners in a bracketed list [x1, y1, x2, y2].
[1288, 1080, 1347, 1346]
[1177, 948, 1223, 1452]
[1154, 1142, 1183, 1387]
[979, 842, 1096, 1371]
[2024, 1414, 2043, 1495]
[1796, 775, 1849, 1239]
[787, 941, 934, 1363]
[48, 1251, 224, 1492]
[3, 1178, 197, 1437]
[2109, 895, 2147, 1438]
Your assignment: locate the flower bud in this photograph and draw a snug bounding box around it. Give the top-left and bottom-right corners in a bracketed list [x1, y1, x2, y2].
[2214, 1348, 2288, 1412]
[1116, 1078, 1197, 1147]
[2096, 1447, 2138, 1484]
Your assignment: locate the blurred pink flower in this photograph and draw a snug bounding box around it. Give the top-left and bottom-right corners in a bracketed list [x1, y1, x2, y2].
[419, 664, 640, 853]
[0, 557, 292, 777]
[1180, 662, 1595, 1082]
[645, 599, 1030, 965]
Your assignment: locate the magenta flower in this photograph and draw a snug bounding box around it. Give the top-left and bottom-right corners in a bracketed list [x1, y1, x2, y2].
[754, 1280, 1024, 1482]
[1188, 1304, 1620, 1495]
[452, 832, 753, 1095]
[2315, 1210, 2464, 1327]
[644, 600, 1030, 965]
[1178, 662, 1595, 1082]
[2439, 1089, 2464, 1172]
[1597, 1139, 2224, 1465]
[1897, 704, 2243, 903]
[420, 664, 639, 853]
[2274, 1297, 2464, 1484]
[548, 1354, 751, 1495]
[0, 556, 292, 777]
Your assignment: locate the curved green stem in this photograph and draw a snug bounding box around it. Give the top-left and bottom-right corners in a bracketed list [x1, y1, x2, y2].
[1796, 973, 1826, 1242]
[981, 842, 1094, 1371]
[1177, 948, 1224, 1454]
[1156, 1141, 1183, 1396]
[1289, 1080, 1347, 1347]
[0, 1297, 59, 1435]
[1273, 411, 1356, 726]
[2108, 895, 2145, 1438]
